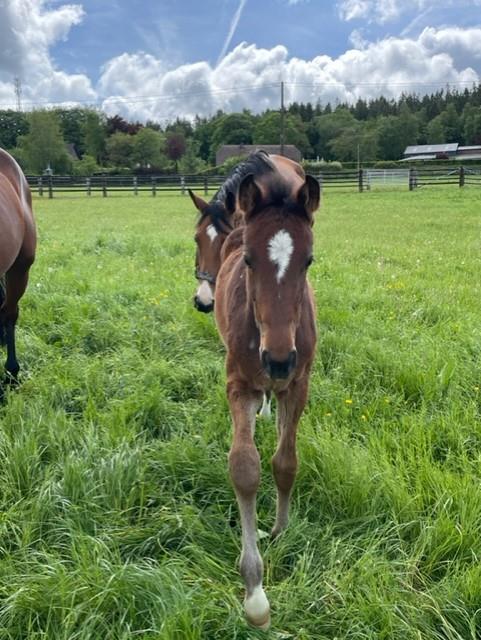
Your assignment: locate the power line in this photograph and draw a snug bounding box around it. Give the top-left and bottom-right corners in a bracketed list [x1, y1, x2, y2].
[0, 78, 478, 110]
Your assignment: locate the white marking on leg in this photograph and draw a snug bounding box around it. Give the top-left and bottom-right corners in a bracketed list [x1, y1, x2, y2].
[206, 224, 218, 243]
[268, 229, 293, 283]
[196, 280, 213, 306]
[244, 585, 270, 630]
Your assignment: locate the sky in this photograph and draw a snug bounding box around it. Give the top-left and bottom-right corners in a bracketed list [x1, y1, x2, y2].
[0, 0, 480, 123]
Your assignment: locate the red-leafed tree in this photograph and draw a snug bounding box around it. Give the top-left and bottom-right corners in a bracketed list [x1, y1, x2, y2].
[165, 132, 186, 172]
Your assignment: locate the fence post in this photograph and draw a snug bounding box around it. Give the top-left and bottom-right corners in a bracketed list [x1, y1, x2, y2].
[180, 175, 186, 195]
[48, 175, 53, 199]
[358, 168, 363, 193]
[133, 176, 138, 196]
[204, 176, 208, 196]
[86, 177, 91, 196]
[151, 177, 156, 197]
[102, 174, 107, 197]
[459, 166, 465, 188]
[38, 177, 43, 197]
[409, 168, 415, 191]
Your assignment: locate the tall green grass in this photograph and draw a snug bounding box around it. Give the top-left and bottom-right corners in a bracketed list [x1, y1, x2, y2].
[0, 187, 480, 638]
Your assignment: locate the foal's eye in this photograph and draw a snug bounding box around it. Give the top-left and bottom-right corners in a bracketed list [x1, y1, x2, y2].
[305, 256, 314, 269]
[243, 254, 252, 268]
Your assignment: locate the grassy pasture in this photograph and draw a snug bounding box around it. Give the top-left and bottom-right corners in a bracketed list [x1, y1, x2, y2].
[0, 187, 480, 639]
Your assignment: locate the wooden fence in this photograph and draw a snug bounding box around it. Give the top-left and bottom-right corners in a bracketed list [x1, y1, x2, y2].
[26, 166, 481, 198]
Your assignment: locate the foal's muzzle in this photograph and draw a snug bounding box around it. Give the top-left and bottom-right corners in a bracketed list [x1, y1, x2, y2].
[194, 296, 214, 313]
[261, 349, 297, 380]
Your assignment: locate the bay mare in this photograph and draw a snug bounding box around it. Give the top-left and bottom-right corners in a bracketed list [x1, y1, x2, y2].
[215, 152, 320, 628]
[0, 148, 36, 384]
[189, 150, 275, 313]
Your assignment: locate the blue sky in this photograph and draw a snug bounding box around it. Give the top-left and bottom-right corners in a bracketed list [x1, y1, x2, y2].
[0, 1, 480, 121]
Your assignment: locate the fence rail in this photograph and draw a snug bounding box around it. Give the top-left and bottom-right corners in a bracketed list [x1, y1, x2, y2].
[26, 166, 481, 198]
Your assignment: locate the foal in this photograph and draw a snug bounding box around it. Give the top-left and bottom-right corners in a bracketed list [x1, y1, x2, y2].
[215, 154, 320, 628]
[0, 148, 36, 382]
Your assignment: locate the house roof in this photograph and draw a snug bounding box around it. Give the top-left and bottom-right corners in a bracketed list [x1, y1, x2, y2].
[404, 143, 458, 156]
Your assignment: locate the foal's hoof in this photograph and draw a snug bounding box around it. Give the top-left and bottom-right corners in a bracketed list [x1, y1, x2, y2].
[245, 586, 271, 630]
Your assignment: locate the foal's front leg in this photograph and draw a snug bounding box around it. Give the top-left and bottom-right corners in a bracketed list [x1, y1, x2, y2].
[271, 376, 309, 538]
[227, 379, 270, 629]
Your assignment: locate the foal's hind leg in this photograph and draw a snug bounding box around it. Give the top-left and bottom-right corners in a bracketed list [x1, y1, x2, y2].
[227, 379, 270, 629]
[271, 376, 309, 538]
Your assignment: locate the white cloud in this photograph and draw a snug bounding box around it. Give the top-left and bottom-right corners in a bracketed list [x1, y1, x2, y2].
[0, 0, 96, 107]
[338, 0, 481, 24]
[98, 28, 480, 122]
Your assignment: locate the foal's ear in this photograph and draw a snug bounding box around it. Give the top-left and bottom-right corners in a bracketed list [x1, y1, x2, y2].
[297, 175, 320, 220]
[225, 189, 237, 217]
[188, 189, 208, 212]
[238, 174, 262, 219]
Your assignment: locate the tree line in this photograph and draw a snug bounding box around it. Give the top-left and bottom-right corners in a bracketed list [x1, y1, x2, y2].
[0, 85, 480, 175]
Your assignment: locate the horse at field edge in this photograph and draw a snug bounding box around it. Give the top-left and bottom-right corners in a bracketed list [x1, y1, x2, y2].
[0, 147, 36, 386]
[215, 151, 320, 628]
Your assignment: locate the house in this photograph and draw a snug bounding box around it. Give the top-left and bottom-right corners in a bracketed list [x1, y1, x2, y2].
[216, 144, 302, 166]
[402, 143, 481, 162]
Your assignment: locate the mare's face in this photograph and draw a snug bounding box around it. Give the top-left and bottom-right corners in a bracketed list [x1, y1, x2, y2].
[243, 211, 314, 379]
[194, 214, 228, 313]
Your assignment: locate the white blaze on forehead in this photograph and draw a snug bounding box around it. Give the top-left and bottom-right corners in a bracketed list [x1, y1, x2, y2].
[268, 229, 294, 283]
[206, 224, 218, 243]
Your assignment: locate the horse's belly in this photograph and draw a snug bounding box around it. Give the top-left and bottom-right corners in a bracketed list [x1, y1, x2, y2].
[0, 200, 24, 274]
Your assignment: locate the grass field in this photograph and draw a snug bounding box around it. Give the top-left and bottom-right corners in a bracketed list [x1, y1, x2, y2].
[0, 187, 480, 639]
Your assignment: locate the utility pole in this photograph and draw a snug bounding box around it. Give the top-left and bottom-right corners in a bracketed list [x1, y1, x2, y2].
[280, 81, 285, 156]
[14, 76, 22, 111]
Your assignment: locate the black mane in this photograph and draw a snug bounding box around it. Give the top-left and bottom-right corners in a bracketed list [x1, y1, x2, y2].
[199, 150, 275, 233]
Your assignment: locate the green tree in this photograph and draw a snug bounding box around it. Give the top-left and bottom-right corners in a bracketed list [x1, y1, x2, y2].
[0, 110, 29, 149]
[253, 112, 311, 156]
[311, 109, 357, 160]
[106, 132, 135, 168]
[131, 128, 165, 169]
[463, 105, 481, 144]
[82, 110, 107, 164]
[210, 112, 254, 159]
[329, 122, 379, 163]
[18, 110, 71, 173]
[376, 106, 420, 160]
[440, 103, 462, 143]
[178, 139, 207, 174]
[426, 116, 445, 143]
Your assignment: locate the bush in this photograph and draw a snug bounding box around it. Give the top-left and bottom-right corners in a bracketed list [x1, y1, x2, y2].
[302, 159, 343, 173]
[72, 155, 100, 176]
[373, 160, 401, 169]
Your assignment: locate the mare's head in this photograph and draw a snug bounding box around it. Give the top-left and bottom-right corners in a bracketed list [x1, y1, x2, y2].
[235, 167, 320, 380]
[190, 189, 235, 313]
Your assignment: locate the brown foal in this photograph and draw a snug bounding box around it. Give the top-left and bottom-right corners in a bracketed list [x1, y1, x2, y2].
[215, 152, 320, 628]
[0, 148, 36, 383]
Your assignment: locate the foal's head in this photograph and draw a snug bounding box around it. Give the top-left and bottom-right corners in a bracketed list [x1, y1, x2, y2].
[237, 172, 320, 380]
[189, 189, 235, 313]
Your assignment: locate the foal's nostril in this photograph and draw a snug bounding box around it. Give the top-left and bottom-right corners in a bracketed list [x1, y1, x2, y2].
[261, 349, 297, 379]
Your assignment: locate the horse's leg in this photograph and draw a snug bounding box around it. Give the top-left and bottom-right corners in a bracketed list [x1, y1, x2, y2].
[0, 277, 5, 346]
[227, 379, 270, 629]
[271, 376, 309, 538]
[1, 260, 32, 381]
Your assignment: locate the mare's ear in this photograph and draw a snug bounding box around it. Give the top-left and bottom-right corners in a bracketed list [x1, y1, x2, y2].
[297, 175, 320, 221]
[188, 189, 208, 212]
[225, 190, 237, 217]
[238, 174, 262, 220]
